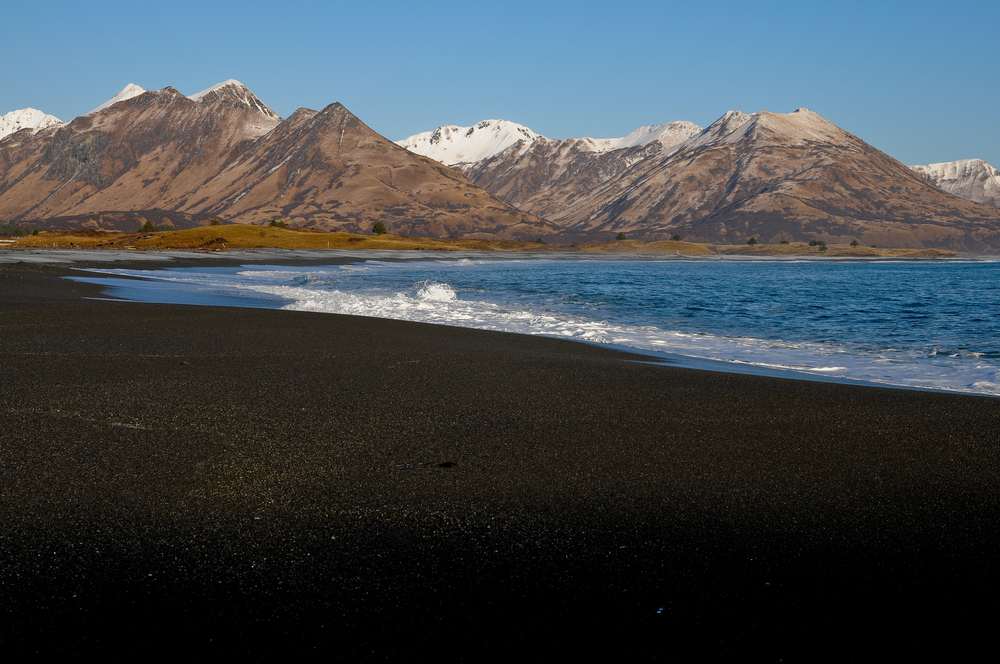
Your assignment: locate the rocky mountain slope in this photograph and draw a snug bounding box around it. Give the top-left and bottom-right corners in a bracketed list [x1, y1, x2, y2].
[405, 109, 1000, 251]
[0, 108, 62, 141]
[911, 159, 1000, 208]
[0, 82, 552, 238]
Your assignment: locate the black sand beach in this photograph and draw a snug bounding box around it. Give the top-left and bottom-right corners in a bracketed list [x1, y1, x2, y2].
[2, 257, 999, 658]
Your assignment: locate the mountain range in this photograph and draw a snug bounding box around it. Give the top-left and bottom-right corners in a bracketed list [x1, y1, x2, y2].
[0, 81, 552, 238]
[3, 82, 1000, 251]
[399, 111, 1000, 251]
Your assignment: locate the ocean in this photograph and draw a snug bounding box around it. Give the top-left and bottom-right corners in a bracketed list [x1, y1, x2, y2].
[69, 252, 1000, 397]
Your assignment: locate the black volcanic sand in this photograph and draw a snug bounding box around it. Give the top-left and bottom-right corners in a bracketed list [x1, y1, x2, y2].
[2, 258, 999, 659]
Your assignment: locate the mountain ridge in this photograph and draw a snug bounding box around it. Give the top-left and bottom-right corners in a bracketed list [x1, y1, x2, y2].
[0, 108, 63, 141]
[396, 118, 704, 166]
[432, 107, 1000, 251]
[911, 159, 1000, 208]
[0, 83, 554, 239]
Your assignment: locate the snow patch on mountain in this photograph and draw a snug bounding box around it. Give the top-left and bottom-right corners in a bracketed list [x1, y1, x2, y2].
[88, 83, 147, 115]
[911, 159, 1000, 208]
[594, 122, 703, 152]
[0, 108, 63, 140]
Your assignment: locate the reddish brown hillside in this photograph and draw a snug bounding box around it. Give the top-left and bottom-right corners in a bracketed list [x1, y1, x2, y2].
[0, 83, 556, 239]
[457, 109, 1000, 251]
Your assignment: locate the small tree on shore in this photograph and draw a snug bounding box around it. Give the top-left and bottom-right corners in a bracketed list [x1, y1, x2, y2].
[615, 232, 627, 241]
[372, 221, 387, 235]
[747, 237, 758, 245]
[672, 234, 681, 241]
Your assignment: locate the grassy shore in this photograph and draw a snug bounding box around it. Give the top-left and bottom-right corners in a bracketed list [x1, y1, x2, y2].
[0, 257, 997, 657]
[2, 225, 958, 257]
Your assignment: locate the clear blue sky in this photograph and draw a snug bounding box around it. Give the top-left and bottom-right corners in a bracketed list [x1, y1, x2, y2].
[2, 0, 997, 166]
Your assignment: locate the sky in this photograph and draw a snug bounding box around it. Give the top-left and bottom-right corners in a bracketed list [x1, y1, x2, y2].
[2, 0, 998, 166]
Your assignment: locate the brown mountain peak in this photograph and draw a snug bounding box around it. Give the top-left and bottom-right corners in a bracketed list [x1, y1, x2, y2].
[0, 88, 555, 239]
[188, 80, 280, 120]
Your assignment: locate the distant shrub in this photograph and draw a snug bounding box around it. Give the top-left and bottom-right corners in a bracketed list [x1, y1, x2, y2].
[850, 239, 859, 246]
[819, 244, 828, 252]
[210, 218, 222, 226]
[535, 237, 545, 244]
[808, 240, 818, 246]
[672, 234, 681, 241]
[615, 232, 627, 241]
[31, 228, 40, 236]
[0, 221, 25, 237]
[372, 221, 387, 235]
[139, 220, 174, 232]
[871, 244, 877, 248]
[780, 240, 790, 244]
[747, 237, 757, 245]
[269, 219, 289, 228]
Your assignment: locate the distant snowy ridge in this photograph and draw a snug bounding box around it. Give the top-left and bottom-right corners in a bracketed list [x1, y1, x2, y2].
[88, 83, 147, 115]
[396, 120, 542, 166]
[397, 119, 703, 166]
[586, 121, 703, 152]
[911, 159, 1000, 208]
[0, 108, 62, 140]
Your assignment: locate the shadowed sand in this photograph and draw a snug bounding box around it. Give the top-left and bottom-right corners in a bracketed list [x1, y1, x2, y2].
[1, 258, 998, 658]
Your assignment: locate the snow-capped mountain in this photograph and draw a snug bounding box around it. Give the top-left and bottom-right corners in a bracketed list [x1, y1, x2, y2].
[0, 108, 62, 141]
[396, 120, 541, 166]
[911, 159, 1000, 208]
[0, 82, 551, 239]
[187, 79, 280, 120]
[453, 107, 1000, 251]
[397, 119, 702, 166]
[84, 80, 280, 123]
[87, 83, 147, 115]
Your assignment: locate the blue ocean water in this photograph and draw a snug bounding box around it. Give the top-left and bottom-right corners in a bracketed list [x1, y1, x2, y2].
[70, 254, 1000, 396]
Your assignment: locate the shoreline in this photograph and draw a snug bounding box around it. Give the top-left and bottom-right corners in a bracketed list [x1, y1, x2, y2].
[1, 223, 970, 258]
[2, 258, 1000, 657]
[16, 248, 995, 398]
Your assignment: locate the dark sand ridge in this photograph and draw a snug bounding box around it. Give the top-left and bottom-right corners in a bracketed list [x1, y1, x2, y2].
[1, 258, 999, 658]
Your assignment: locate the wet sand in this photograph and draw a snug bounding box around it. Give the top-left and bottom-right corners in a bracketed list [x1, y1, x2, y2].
[2, 258, 999, 658]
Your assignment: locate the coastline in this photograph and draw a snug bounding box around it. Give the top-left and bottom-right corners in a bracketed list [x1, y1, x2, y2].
[33, 248, 1000, 397]
[2, 257, 1000, 657]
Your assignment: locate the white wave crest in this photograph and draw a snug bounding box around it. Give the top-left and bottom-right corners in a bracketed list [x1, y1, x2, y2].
[416, 281, 457, 302]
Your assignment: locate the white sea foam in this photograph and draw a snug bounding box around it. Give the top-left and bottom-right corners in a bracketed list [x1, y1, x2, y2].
[229, 277, 998, 396]
[71, 261, 1000, 398]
